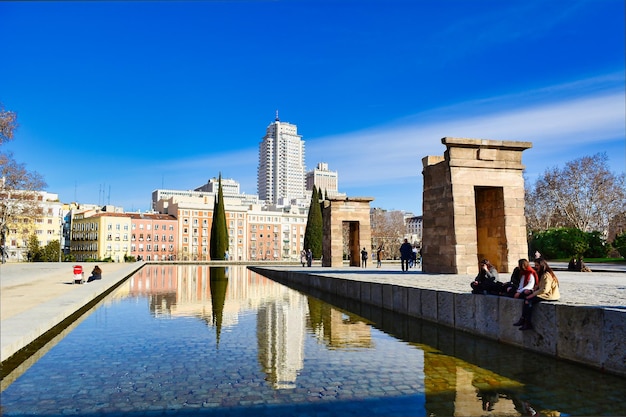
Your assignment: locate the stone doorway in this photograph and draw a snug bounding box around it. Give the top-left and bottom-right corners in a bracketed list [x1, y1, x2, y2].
[345, 221, 361, 267]
[322, 197, 373, 267]
[475, 186, 506, 270]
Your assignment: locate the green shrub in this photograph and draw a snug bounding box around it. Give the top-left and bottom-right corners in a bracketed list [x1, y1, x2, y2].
[531, 228, 588, 259]
[584, 231, 609, 258]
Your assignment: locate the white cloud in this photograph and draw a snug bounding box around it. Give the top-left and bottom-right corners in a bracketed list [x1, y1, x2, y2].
[305, 83, 625, 190]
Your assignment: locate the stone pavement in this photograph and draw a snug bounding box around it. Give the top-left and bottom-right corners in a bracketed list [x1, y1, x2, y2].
[288, 262, 626, 308]
[1, 261, 625, 364]
[0, 262, 145, 362]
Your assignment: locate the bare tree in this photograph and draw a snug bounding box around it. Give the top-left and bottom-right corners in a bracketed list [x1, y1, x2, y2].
[526, 153, 626, 234]
[0, 104, 18, 145]
[0, 104, 47, 257]
[370, 208, 407, 259]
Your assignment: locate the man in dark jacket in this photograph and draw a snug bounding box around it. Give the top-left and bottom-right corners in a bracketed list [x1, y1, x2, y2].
[399, 239, 413, 272]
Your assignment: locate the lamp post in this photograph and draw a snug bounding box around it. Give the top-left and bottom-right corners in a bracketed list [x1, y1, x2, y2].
[58, 219, 63, 263]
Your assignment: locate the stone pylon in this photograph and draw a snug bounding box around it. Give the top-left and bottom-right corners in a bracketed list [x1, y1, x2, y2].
[422, 138, 532, 274]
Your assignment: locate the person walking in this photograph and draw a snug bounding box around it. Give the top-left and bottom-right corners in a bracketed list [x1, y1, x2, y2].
[399, 239, 413, 272]
[306, 249, 313, 267]
[300, 250, 306, 267]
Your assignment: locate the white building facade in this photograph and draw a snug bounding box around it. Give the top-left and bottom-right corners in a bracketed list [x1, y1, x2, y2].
[257, 114, 306, 205]
[306, 162, 344, 198]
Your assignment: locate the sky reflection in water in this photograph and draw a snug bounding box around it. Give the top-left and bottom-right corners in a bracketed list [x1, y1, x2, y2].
[1, 265, 625, 417]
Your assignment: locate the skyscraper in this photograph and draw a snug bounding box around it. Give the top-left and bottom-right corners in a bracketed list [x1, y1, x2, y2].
[257, 113, 306, 205]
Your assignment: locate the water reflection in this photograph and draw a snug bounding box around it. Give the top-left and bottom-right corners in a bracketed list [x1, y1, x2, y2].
[257, 268, 626, 417]
[308, 298, 373, 349]
[1, 265, 625, 417]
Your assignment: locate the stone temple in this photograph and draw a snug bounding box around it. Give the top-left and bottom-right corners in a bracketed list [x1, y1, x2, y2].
[421, 137, 532, 274]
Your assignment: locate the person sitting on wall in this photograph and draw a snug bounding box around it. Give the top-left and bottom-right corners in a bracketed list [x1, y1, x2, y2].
[500, 266, 522, 297]
[514, 257, 560, 330]
[87, 265, 103, 282]
[470, 259, 500, 294]
[513, 259, 538, 299]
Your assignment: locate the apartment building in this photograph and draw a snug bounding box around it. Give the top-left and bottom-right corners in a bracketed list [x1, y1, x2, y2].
[405, 215, 423, 246]
[160, 197, 213, 261]
[70, 209, 178, 262]
[279, 205, 308, 260]
[152, 178, 259, 212]
[128, 213, 178, 261]
[0, 191, 63, 262]
[71, 212, 131, 262]
[155, 195, 247, 261]
[306, 162, 345, 199]
[247, 205, 281, 261]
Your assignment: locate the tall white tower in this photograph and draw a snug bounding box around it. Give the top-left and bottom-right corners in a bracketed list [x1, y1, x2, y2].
[257, 112, 306, 204]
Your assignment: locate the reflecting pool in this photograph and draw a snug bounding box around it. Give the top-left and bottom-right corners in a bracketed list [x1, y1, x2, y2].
[1, 265, 625, 416]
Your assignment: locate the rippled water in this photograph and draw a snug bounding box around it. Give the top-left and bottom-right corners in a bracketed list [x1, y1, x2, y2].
[1, 265, 625, 416]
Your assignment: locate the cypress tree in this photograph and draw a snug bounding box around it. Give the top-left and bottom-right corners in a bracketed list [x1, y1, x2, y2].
[304, 185, 323, 259]
[210, 174, 229, 260]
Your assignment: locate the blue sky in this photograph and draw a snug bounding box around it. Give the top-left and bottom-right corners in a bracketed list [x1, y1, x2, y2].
[1, 0, 624, 215]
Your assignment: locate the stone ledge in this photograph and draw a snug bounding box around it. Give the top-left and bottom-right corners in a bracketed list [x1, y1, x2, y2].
[253, 267, 626, 378]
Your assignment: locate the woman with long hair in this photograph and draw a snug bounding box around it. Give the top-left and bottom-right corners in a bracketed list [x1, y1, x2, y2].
[470, 259, 499, 294]
[513, 259, 537, 300]
[516, 258, 560, 330]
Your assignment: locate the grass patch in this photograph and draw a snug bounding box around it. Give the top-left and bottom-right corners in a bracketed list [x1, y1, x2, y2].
[554, 257, 625, 263]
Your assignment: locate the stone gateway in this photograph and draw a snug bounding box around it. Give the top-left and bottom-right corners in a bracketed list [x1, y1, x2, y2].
[422, 138, 532, 274]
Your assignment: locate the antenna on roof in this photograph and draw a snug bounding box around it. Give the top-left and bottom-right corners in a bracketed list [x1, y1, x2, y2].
[275, 110, 279, 122]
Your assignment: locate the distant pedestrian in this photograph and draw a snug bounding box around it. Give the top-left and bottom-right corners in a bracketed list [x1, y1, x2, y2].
[300, 250, 306, 267]
[306, 249, 313, 267]
[534, 250, 541, 260]
[376, 245, 383, 268]
[87, 265, 102, 283]
[361, 247, 368, 268]
[399, 239, 413, 272]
